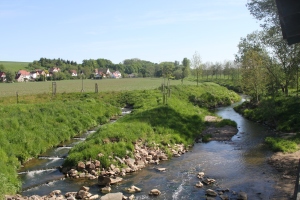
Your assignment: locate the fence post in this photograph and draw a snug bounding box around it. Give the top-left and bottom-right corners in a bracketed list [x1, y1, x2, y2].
[16, 92, 19, 104]
[95, 83, 98, 93]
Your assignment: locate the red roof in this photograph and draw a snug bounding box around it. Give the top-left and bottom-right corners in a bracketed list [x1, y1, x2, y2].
[18, 70, 30, 75]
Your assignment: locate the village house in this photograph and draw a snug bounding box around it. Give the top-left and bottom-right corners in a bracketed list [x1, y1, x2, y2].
[94, 68, 112, 79]
[0, 72, 6, 82]
[69, 70, 78, 77]
[30, 69, 47, 80]
[15, 70, 31, 82]
[112, 70, 122, 79]
[49, 67, 61, 76]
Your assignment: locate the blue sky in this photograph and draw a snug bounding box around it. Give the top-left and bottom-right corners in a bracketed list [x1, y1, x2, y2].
[0, 0, 261, 64]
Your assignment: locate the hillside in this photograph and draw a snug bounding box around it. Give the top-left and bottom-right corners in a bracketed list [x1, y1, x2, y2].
[0, 61, 30, 73]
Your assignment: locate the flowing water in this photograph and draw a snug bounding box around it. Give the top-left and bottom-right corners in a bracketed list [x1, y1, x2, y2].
[20, 100, 282, 199]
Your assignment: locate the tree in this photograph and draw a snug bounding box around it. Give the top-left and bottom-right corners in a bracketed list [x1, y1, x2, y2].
[247, 0, 300, 96]
[160, 62, 174, 79]
[241, 50, 268, 103]
[262, 27, 300, 96]
[246, 0, 279, 30]
[181, 58, 190, 84]
[223, 61, 232, 79]
[0, 64, 5, 72]
[5, 71, 14, 83]
[191, 52, 202, 86]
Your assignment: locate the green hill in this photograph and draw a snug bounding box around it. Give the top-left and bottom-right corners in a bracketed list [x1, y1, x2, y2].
[0, 61, 30, 72]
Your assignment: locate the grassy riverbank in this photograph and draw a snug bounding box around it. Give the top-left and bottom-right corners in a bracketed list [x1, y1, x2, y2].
[0, 82, 240, 198]
[65, 84, 240, 169]
[234, 97, 300, 153]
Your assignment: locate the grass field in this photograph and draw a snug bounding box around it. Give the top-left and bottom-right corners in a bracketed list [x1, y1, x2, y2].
[0, 78, 197, 97]
[0, 61, 30, 72]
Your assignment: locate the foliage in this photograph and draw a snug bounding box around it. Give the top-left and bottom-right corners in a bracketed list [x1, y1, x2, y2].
[215, 119, 237, 128]
[265, 137, 299, 153]
[65, 84, 240, 167]
[240, 49, 268, 102]
[234, 96, 300, 132]
[191, 51, 202, 86]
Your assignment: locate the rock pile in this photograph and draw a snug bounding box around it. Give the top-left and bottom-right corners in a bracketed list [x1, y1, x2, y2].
[62, 142, 188, 182]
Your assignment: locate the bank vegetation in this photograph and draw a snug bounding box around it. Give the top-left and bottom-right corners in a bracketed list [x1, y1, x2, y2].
[0, 83, 239, 199]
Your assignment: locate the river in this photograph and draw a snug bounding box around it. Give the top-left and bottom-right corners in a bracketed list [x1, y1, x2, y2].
[20, 98, 283, 199]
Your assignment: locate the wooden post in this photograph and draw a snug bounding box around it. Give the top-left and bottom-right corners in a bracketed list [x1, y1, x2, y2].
[16, 92, 19, 104]
[95, 83, 98, 93]
[52, 82, 56, 96]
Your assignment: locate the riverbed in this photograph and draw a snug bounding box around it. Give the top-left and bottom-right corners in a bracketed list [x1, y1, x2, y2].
[19, 99, 285, 199]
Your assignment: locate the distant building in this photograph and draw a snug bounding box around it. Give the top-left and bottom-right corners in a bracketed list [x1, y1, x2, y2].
[15, 70, 31, 82]
[112, 71, 122, 79]
[49, 67, 61, 76]
[70, 70, 78, 77]
[0, 72, 6, 82]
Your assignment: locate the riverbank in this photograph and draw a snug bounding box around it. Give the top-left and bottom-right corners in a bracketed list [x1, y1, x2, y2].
[268, 147, 300, 199]
[6, 123, 244, 200]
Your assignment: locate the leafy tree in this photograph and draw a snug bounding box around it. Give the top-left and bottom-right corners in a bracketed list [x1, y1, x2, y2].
[181, 58, 190, 84]
[173, 69, 182, 80]
[0, 64, 5, 72]
[5, 71, 14, 83]
[97, 59, 112, 68]
[223, 61, 232, 79]
[262, 28, 300, 96]
[160, 62, 174, 79]
[191, 52, 202, 86]
[247, 0, 300, 96]
[241, 50, 268, 103]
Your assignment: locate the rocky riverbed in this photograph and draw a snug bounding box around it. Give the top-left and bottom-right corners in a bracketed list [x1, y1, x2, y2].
[5, 119, 252, 200]
[7, 114, 297, 200]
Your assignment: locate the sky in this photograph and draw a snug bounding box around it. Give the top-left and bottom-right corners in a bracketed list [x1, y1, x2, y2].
[0, 0, 261, 64]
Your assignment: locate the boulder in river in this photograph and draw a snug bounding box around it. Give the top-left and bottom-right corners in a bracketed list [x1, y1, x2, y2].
[149, 189, 161, 196]
[98, 175, 123, 186]
[101, 192, 123, 200]
[237, 191, 247, 200]
[206, 189, 218, 197]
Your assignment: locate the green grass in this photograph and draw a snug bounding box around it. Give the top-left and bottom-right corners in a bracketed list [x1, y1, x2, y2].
[0, 81, 240, 198]
[0, 78, 198, 98]
[65, 85, 240, 167]
[265, 136, 300, 153]
[0, 61, 30, 73]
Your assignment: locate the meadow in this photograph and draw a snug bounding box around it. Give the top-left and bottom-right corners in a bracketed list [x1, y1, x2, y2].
[0, 78, 197, 98]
